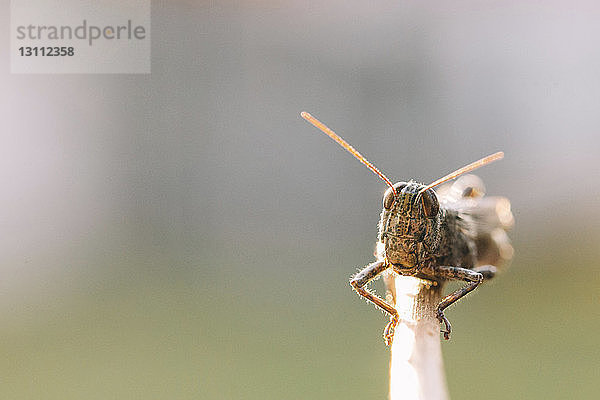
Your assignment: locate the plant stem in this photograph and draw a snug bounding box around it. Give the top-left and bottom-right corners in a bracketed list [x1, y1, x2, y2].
[389, 275, 449, 400]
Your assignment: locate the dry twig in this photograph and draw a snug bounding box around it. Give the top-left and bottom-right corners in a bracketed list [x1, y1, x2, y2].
[389, 275, 449, 400]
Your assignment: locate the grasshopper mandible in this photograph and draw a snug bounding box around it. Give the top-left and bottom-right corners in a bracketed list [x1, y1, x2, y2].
[301, 112, 513, 345]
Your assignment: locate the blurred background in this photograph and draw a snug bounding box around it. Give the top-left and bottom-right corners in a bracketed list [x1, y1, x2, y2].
[1, 1, 599, 399]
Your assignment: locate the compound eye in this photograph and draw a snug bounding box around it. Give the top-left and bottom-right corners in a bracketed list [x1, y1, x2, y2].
[382, 182, 407, 210]
[383, 189, 395, 210]
[421, 189, 439, 218]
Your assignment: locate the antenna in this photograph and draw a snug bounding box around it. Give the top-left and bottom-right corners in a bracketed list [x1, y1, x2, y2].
[301, 112, 397, 197]
[418, 152, 504, 194]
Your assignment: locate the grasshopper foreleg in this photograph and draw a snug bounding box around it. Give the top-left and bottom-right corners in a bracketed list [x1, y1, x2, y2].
[350, 261, 399, 345]
[434, 265, 496, 340]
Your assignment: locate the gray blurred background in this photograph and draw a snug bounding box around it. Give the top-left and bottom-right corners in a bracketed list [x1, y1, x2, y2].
[1, 1, 599, 399]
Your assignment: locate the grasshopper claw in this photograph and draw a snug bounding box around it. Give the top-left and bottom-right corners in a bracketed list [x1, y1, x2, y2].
[383, 315, 399, 346]
[436, 309, 452, 340]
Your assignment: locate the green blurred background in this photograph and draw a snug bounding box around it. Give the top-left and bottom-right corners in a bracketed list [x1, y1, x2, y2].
[2, 1, 599, 399]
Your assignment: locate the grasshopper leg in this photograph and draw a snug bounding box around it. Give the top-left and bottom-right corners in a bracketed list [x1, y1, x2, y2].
[350, 260, 399, 345]
[434, 266, 485, 340]
[473, 264, 498, 281]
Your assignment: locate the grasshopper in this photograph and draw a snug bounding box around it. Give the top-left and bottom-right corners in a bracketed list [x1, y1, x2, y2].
[301, 112, 513, 345]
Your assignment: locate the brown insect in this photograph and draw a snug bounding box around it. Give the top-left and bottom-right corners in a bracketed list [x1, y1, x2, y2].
[301, 112, 513, 345]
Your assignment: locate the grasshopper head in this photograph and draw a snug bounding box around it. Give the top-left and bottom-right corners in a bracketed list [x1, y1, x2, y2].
[300, 113, 502, 271]
[379, 181, 441, 269]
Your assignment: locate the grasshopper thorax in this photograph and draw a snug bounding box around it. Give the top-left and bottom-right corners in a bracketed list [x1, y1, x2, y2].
[378, 181, 442, 269]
